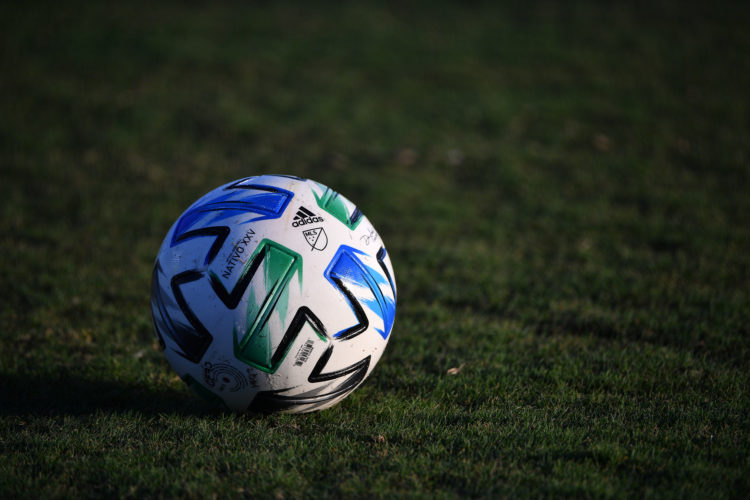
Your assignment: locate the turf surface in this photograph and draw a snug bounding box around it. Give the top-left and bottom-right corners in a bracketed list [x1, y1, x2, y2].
[1, 1, 749, 497]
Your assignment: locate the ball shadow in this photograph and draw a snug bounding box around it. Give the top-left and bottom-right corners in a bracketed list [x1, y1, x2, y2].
[0, 371, 224, 417]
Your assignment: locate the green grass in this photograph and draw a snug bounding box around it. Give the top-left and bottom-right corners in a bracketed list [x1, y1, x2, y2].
[2, 1, 749, 497]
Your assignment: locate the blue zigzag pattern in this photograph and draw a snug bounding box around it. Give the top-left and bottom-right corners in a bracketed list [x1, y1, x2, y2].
[324, 245, 396, 340]
[170, 180, 294, 264]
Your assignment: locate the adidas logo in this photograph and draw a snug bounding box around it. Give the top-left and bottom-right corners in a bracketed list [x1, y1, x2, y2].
[292, 206, 324, 227]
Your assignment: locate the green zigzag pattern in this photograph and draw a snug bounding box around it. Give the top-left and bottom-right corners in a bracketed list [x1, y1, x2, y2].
[312, 183, 362, 230]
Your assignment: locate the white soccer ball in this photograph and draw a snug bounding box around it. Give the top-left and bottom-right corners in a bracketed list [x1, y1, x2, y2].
[150, 175, 397, 413]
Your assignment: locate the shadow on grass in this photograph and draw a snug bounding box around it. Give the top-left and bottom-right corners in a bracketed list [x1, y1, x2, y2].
[0, 372, 223, 417]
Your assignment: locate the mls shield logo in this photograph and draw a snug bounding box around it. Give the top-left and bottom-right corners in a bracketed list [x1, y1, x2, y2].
[302, 227, 328, 251]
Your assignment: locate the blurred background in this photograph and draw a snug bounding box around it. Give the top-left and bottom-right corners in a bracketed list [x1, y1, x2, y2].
[4, 1, 747, 351]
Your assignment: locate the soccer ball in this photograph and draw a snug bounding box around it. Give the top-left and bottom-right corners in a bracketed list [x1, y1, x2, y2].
[150, 175, 397, 413]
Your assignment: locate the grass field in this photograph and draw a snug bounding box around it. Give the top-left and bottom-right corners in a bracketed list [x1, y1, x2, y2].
[2, 1, 749, 497]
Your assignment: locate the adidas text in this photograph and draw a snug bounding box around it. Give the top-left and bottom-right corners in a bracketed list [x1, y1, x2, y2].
[292, 216, 324, 227]
[292, 206, 324, 227]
